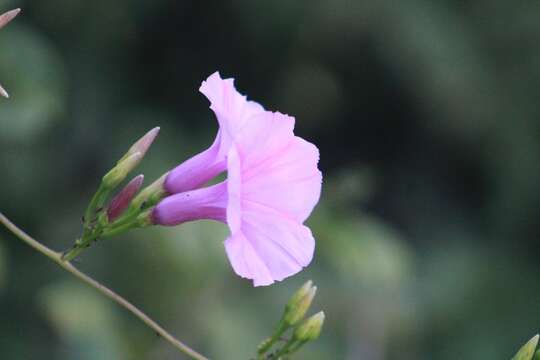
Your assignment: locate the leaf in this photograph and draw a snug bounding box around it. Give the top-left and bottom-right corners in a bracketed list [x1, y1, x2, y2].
[512, 335, 539, 360]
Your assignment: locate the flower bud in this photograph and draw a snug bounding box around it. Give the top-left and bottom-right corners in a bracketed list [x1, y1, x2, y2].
[0, 8, 20, 30]
[102, 152, 142, 189]
[0, 8, 20, 98]
[293, 311, 325, 342]
[283, 281, 317, 326]
[513, 334, 539, 360]
[107, 174, 144, 221]
[130, 172, 168, 211]
[118, 127, 160, 164]
[0, 84, 8, 99]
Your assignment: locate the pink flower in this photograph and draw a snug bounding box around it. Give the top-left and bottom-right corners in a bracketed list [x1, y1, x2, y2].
[153, 73, 322, 286]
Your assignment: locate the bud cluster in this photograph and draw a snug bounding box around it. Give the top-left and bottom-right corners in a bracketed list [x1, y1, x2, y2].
[62, 127, 167, 261]
[256, 280, 325, 359]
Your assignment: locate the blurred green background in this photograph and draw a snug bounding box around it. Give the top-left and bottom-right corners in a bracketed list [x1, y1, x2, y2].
[1, 0, 540, 359]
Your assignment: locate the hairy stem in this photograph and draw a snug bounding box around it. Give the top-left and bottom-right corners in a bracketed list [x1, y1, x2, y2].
[0, 212, 209, 360]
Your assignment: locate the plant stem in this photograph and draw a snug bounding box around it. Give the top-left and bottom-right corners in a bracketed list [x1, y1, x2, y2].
[258, 321, 289, 356]
[273, 339, 297, 359]
[0, 211, 209, 360]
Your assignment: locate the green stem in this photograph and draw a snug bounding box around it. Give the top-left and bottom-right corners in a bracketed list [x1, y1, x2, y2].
[83, 183, 110, 230]
[61, 241, 86, 262]
[258, 321, 289, 356]
[100, 219, 140, 238]
[0, 211, 209, 360]
[273, 339, 300, 359]
[62, 213, 143, 262]
[284, 340, 307, 355]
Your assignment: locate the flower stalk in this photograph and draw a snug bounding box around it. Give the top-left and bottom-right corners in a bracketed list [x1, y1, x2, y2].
[0, 212, 209, 360]
[257, 281, 324, 359]
[62, 128, 161, 261]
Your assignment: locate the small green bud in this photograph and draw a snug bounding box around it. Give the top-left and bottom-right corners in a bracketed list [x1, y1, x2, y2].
[284, 281, 317, 326]
[102, 152, 142, 189]
[130, 172, 168, 210]
[293, 311, 325, 342]
[513, 335, 539, 360]
[287, 280, 313, 308]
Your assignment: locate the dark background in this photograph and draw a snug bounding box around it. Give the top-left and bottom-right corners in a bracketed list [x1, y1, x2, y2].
[1, 0, 540, 359]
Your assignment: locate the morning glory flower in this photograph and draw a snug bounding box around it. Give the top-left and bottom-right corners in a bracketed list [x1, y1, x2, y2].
[0, 8, 20, 98]
[153, 73, 322, 286]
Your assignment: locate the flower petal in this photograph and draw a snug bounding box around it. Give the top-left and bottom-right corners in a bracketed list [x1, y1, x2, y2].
[224, 203, 315, 286]
[225, 141, 317, 286]
[199, 71, 265, 157]
[224, 232, 274, 286]
[242, 137, 321, 223]
[233, 111, 322, 223]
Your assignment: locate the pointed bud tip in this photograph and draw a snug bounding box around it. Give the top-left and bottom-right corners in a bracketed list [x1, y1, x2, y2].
[137, 127, 160, 152]
[293, 311, 325, 342]
[0, 8, 21, 28]
[303, 280, 313, 289]
[0, 87, 9, 98]
[513, 334, 540, 360]
[122, 127, 160, 162]
[314, 311, 325, 321]
[133, 174, 145, 183]
[284, 283, 317, 326]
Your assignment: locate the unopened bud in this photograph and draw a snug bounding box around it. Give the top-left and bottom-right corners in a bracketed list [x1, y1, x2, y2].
[103, 152, 142, 189]
[130, 172, 168, 211]
[0, 84, 8, 98]
[513, 334, 539, 360]
[288, 281, 312, 308]
[293, 311, 325, 342]
[0, 8, 20, 29]
[0, 8, 20, 99]
[284, 281, 317, 326]
[107, 174, 144, 221]
[119, 127, 160, 164]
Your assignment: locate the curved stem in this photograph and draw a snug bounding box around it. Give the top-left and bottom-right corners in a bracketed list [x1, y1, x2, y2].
[0, 212, 209, 360]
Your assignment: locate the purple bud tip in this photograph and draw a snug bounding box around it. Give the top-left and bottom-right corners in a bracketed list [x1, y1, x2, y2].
[0, 84, 8, 98]
[131, 127, 160, 157]
[0, 9, 20, 29]
[107, 174, 145, 221]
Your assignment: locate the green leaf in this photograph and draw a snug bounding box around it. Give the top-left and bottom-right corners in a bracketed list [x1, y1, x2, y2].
[512, 335, 539, 360]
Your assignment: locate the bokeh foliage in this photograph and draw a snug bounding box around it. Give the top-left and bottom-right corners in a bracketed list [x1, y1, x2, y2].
[1, 0, 540, 359]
